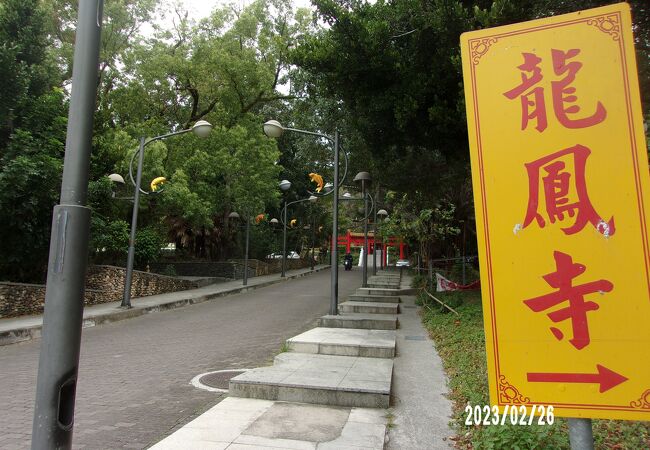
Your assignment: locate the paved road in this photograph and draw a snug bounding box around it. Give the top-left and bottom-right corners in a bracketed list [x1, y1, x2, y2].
[0, 268, 361, 449]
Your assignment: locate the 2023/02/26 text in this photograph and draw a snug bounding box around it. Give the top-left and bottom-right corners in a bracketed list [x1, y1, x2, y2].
[464, 404, 555, 426]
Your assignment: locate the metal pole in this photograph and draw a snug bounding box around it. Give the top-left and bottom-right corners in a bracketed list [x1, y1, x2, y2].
[330, 130, 340, 315]
[362, 181, 369, 287]
[122, 137, 145, 308]
[428, 259, 434, 290]
[462, 221, 467, 285]
[568, 419, 594, 450]
[32, 1, 103, 448]
[372, 207, 377, 276]
[282, 201, 287, 277]
[243, 216, 250, 286]
[311, 216, 315, 271]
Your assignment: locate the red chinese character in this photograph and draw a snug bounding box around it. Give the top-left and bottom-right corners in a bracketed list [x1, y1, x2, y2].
[503, 49, 606, 132]
[551, 49, 607, 129]
[523, 144, 615, 236]
[503, 53, 548, 132]
[524, 251, 613, 350]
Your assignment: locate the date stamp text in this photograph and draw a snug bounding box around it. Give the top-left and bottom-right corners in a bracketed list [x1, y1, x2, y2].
[464, 404, 555, 426]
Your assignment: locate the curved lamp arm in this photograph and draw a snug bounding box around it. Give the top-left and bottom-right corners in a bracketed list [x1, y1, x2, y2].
[353, 192, 374, 223]
[128, 128, 195, 195]
[273, 125, 348, 197]
[307, 145, 349, 198]
[338, 192, 375, 223]
[280, 196, 317, 226]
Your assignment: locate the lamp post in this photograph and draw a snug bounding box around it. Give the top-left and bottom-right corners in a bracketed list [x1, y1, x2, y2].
[311, 216, 316, 271]
[229, 211, 253, 286]
[264, 120, 348, 315]
[354, 172, 372, 287]
[374, 208, 388, 275]
[339, 188, 375, 285]
[279, 180, 291, 277]
[121, 120, 212, 308]
[281, 195, 318, 276]
[32, 1, 103, 448]
[303, 216, 317, 271]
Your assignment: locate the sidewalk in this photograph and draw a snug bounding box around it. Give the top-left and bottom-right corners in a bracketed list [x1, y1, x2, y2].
[386, 294, 454, 449]
[150, 273, 454, 449]
[0, 265, 330, 346]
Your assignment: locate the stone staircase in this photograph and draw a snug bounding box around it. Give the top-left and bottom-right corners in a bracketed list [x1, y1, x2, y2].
[229, 270, 404, 411]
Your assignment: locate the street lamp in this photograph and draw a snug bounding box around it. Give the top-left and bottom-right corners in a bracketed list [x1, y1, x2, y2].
[375, 209, 388, 275]
[264, 120, 346, 315]
[279, 179, 291, 192]
[108, 173, 125, 184]
[353, 171, 372, 287]
[280, 195, 317, 276]
[121, 120, 212, 308]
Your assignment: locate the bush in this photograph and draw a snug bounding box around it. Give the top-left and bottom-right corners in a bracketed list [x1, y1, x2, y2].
[436, 291, 464, 312]
[162, 264, 177, 276]
[90, 219, 129, 265]
[411, 273, 430, 289]
[450, 260, 480, 284]
[134, 227, 164, 269]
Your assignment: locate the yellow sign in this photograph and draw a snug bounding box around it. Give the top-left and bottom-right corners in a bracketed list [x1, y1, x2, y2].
[461, 3, 650, 420]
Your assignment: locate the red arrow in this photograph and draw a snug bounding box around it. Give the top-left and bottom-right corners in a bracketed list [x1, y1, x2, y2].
[527, 365, 628, 393]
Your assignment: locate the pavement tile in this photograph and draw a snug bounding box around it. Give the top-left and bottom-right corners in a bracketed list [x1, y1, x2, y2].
[334, 421, 386, 448]
[217, 398, 274, 412]
[150, 435, 229, 450]
[226, 445, 277, 450]
[233, 435, 316, 450]
[347, 408, 389, 425]
[150, 427, 233, 446]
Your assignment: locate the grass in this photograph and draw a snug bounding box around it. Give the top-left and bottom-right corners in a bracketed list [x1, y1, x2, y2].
[384, 410, 397, 429]
[418, 289, 650, 449]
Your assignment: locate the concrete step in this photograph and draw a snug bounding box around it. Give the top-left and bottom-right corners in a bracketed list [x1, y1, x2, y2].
[287, 327, 396, 358]
[348, 294, 401, 304]
[318, 313, 398, 330]
[339, 301, 399, 315]
[357, 287, 402, 297]
[370, 275, 400, 280]
[229, 352, 393, 408]
[368, 283, 400, 289]
[150, 397, 388, 450]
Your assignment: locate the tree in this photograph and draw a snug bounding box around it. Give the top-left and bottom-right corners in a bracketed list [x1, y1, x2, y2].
[0, 0, 67, 281]
[93, 0, 312, 260]
[292, 0, 649, 261]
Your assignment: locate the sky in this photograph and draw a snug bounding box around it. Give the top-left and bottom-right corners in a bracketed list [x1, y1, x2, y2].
[169, 0, 314, 22]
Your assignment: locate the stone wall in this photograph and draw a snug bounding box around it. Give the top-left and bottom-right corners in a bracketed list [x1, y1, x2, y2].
[229, 259, 270, 277]
[149, 261, 244, 278]
[265, 258, 314, 272]
[151, 258, 315, 280]
[0, 266, 199, 319]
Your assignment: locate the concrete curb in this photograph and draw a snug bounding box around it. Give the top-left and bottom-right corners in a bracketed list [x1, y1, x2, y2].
[0, 266, 330, 346]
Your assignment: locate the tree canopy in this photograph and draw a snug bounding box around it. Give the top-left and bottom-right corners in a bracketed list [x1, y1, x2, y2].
[0, 0, 647, 280]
